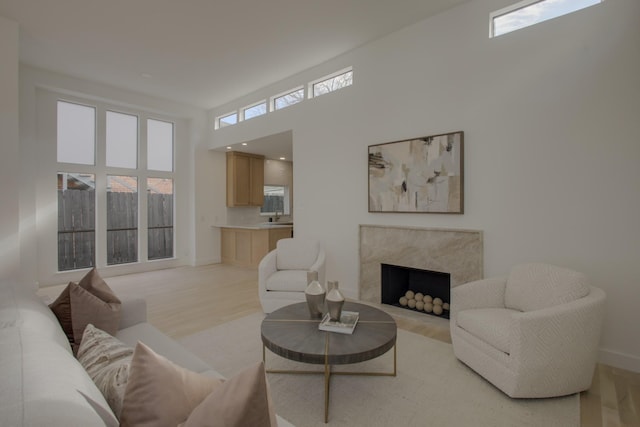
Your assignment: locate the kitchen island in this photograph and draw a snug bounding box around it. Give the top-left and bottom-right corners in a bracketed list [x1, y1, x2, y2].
[216, 223, 293, 268]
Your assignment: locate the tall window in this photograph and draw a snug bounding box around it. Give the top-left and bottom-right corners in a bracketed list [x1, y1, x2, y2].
[57, 172, 96, 271]
[147, 178, 174, 260]
[107, 175, 138, 265]
[106, 111, 138, 168]
[57, 101, 95, 165]
[147, 119, 174, 171]
[56, 99, 176, 271]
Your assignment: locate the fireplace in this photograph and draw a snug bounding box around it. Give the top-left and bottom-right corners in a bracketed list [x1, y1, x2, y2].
[381, 264, 451, 319]
[359, 225, 483, 312]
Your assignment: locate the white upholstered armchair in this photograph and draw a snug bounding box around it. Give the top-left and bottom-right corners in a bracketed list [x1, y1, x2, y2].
[258, 238, 325, 313]
[450, 263, 606, 398]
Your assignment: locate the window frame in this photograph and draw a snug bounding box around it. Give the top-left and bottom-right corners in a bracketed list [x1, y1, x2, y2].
[212, 67, 354, 131]
[51, 92, 178, 274]
[106, 174, 139, 266]
[241, 100, 267, 121]
[260, 184, 291, 216]
[270, 86, 305, 112]
[57, 100, 97, 166]
[106, 109, 139, 169]
[147, 118, 175, 172]
[489, 0, 603, 38]
[308, 67, 353, 99]
[216, 111, 239, 129]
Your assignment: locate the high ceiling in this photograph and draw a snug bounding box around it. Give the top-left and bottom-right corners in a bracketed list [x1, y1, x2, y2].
[0, 0, 469, 110]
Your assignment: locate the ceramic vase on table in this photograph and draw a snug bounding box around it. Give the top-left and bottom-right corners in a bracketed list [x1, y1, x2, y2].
[304, 271, 325, 319]
[326, 281, 345, 321]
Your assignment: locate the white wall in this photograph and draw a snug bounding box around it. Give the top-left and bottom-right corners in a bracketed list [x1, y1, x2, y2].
[210, 0, 640, 372]
[0, 16, 19, 282]
[19, 65, 208, 286]
[194, 148, 227, 265]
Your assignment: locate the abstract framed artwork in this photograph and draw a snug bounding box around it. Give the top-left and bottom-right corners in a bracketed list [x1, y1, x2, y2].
[368, 131, 464, 213]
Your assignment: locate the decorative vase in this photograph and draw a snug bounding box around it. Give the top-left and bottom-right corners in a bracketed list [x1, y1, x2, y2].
[305, 271, 325, 318]
[326, 281, 345, 322]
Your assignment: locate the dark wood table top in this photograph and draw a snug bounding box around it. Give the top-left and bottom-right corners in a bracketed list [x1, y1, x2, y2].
[261, 302, 397, 365]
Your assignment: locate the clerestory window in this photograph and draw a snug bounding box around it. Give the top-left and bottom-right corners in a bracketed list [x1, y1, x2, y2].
[490, 0, 602, 37]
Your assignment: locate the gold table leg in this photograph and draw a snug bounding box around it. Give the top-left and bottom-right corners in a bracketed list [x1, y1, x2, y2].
[264, 343, 397, 424]
[324, 353, 331, 423]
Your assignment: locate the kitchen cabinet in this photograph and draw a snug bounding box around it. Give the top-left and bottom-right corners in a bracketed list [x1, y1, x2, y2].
[220, 226, 293, 268]
[268, 227, 293, 249]
[226, 151, 264, 207]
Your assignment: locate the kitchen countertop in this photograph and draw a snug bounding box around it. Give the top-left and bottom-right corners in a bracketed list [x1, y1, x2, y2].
[213, 223, 293, 230]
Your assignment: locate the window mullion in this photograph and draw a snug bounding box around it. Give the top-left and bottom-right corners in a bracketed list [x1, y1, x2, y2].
[139, 116, 149, 262]
[94, 104, 108, 269]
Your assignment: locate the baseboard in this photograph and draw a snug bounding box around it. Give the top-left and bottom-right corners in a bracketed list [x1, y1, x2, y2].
[599, 348, 640, 373]
[194, 257, 219, 266]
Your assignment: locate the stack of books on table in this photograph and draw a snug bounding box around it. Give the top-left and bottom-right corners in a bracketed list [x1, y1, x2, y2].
[319, 311, 359, 334]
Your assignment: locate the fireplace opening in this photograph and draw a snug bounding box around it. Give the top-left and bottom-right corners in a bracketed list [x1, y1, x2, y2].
[381, 263, 451, 319]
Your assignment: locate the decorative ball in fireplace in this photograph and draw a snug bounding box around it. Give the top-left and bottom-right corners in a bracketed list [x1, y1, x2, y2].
[397, 290, 449, 317]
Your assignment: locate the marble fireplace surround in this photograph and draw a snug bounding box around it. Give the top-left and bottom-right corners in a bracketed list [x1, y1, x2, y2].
[359, 225, 483, 304]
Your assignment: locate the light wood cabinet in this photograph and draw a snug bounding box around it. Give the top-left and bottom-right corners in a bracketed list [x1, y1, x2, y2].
[226, 151, 264, 207]
[268, 227, 293, 250]
[220, 226, 293, 268]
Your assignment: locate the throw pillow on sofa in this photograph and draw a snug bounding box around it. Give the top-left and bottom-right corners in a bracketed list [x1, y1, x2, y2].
[120, 342, 224, 427]
[77, 323, 134, 419]
[70, 282, 121, 346]
[180, 361, 278, 427]
[49, 267, 122, 349]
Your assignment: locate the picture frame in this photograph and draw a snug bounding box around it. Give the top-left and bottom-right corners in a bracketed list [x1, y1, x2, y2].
[368, 131, 464, 214]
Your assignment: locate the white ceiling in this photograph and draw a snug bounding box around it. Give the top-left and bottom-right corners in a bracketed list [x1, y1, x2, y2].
[1, 0, 469, 110]
[218, 131, 295, 162]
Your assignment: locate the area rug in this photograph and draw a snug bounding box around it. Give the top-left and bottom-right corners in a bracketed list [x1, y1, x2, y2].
[179, 313, 579, 427]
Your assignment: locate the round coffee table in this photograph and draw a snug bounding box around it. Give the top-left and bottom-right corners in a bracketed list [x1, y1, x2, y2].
[261, 301, 397, 423]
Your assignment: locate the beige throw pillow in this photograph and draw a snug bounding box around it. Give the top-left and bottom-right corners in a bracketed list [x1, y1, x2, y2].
[70, 283, 121, 346]
[180, 361, 278, 427]
[77, 324, 134, 419]
[77, 267, 117, 301]
[119, 342, 223, 427]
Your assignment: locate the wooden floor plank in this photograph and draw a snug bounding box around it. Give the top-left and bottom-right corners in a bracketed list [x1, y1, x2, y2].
[599, 365, 623, 427]
[582, 366, 604, 427]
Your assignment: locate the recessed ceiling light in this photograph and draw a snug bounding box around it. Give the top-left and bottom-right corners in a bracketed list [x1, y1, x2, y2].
[280, 157, 286, 160]
[241, 143, 247, 146]
[226, 146, 232, 150]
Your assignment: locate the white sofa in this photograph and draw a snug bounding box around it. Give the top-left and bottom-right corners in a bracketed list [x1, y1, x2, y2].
[0, 280, 293, 426]
[450, 263, 606, 398]
[258, 238, 325, 313]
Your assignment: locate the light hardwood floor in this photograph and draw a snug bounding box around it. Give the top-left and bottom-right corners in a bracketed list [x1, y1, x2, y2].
[39, 264, 640, 427]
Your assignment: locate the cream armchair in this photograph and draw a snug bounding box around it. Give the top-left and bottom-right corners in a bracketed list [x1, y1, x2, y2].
[258, 238, 325, 313]
[450, 263, 606, 398]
